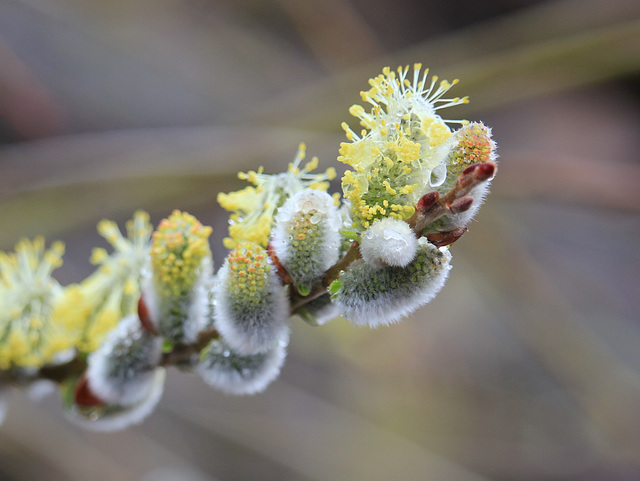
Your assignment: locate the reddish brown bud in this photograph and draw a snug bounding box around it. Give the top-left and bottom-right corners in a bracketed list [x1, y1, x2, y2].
[138, 296, 158, 335]
[416, 191, 439, 214]
[461, 164, 478, 177]
[425, 227, 468, 247]
[474, 162, 496, 182]
[267, 242, 293, 285]
[74, 374, 106, 407]
[449, 196, 474, 214]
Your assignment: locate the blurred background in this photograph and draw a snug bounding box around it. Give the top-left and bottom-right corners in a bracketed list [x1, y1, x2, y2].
[1, 0, 639, 479]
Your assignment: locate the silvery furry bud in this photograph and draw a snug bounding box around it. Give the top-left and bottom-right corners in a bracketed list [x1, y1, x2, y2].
[271, 189, 341, 296]
[360, 217, 418, 268]
[334, 238, 452, 327]
[142, 211, 213, 343]
[66, 368, 166, 432]
[213, 242, 289, 355]
[197, 337, 287, 395]
[86, 315, 162, 406]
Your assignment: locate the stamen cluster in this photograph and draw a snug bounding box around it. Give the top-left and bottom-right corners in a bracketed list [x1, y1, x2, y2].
[339, 64, 470, 229]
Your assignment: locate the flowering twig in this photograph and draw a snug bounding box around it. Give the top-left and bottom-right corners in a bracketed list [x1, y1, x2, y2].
[0, 64, 498, 431]
[0, 157, 494, 387]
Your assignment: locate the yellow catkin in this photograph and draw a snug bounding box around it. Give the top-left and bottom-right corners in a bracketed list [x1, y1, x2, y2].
[151, 210, 212, 298]
[219, 144, 337, 248]
[0, 237, 69, 368]
[339, 65, 468, 228]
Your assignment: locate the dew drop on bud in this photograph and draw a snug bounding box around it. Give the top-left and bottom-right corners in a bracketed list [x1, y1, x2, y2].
[310, 213, 322, 224]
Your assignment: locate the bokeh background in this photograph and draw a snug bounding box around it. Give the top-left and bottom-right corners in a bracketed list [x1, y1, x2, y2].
[1, 0, 639, 480]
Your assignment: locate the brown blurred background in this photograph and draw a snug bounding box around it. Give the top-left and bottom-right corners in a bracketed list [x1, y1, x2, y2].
[1, 0, 639, 480]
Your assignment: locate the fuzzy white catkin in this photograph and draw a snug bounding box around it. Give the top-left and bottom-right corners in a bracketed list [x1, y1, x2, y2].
[182, 257, 215, 339]
[213, 249, 289, 355]
[86, 315, 163, 406]
[197, 337, 287, 395]
[67, 368, 166, 432]
[360, 217, 418, 268]
[426, 122, 497, 234]
[140, 257, 213, 343]
[335, 238, 452, 327]
[271, 189, 342, 295]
